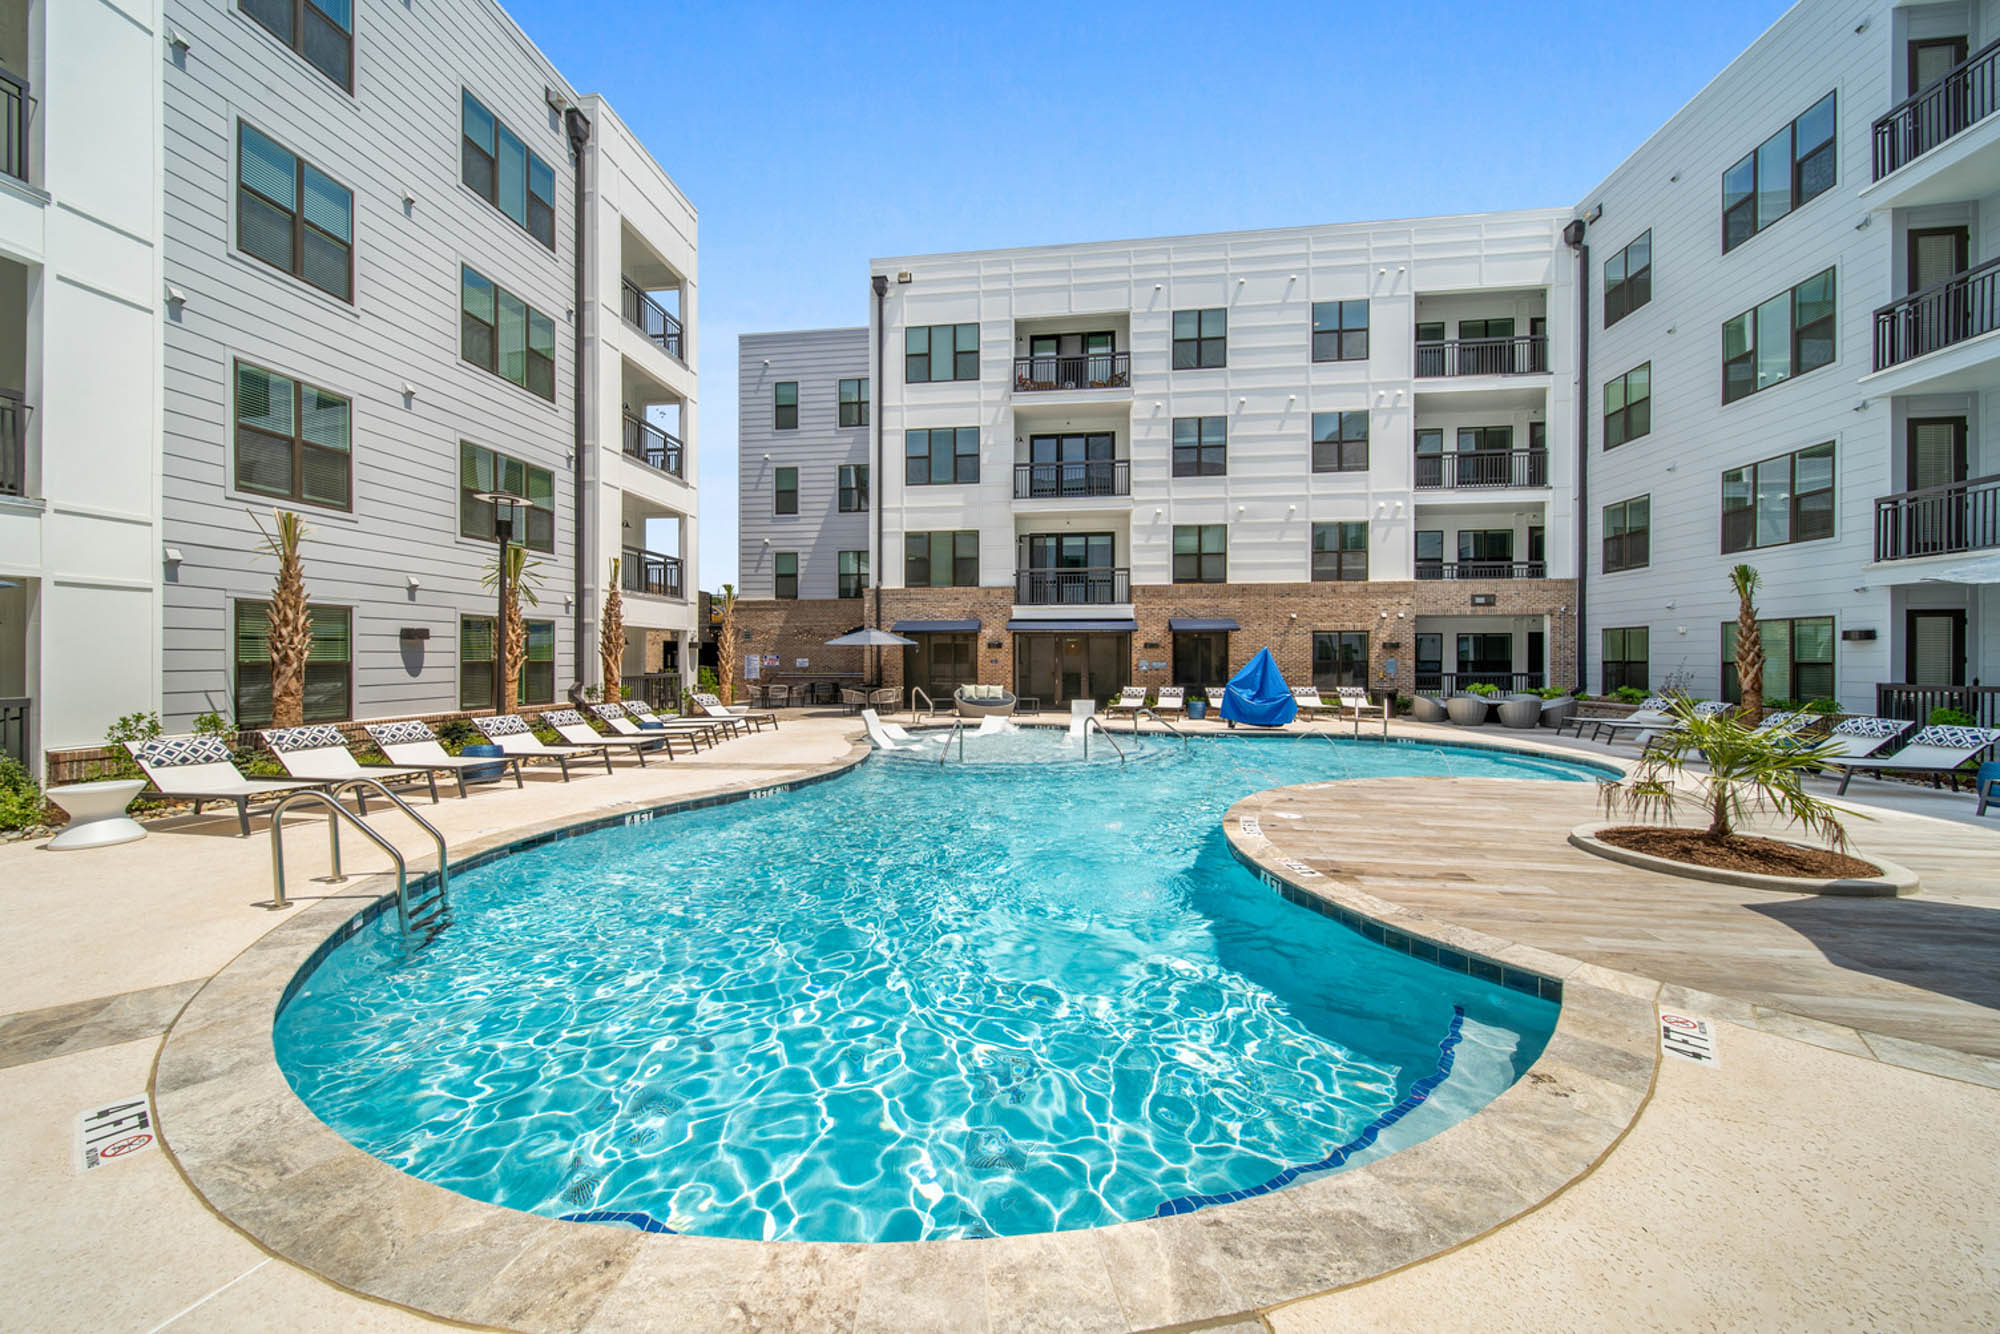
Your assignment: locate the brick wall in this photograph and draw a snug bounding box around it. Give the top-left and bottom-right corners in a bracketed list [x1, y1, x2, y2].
[734, 598, 872, 689]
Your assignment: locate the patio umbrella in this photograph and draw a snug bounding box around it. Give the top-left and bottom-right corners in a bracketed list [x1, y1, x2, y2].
[824, 626, 917, 690]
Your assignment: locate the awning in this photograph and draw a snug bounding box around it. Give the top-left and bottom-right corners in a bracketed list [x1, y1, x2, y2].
[1006, 619, 1140, 633]
[892, 619, 980, 633]
[1168, 618, 1240, 632]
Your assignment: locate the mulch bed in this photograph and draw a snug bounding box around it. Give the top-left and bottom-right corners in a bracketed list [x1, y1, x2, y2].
[1597, 826, 1882, 880]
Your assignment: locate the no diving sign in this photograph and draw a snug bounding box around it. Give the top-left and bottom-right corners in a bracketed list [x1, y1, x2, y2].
[74, 1095, 157, 1173]
[1659, 1012, 1719, 1067]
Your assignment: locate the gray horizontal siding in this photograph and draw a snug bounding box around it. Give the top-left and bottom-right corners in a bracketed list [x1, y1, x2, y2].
[739, 328, 871, 600]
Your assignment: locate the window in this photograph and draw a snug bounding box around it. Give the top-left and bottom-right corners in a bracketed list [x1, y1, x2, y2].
[1602, 627, 1649, 694]
[905, 324, 979, 383]
[1309, 411, 1368, 472]
[459, 441, 555, 551]
[1311, 300, 1369, 361]
[1723, 93, 1836, 252]
[774, 466, 797, 515]
[905, 427, 980, 485]
[461, 266, 556, 400]
[1603, 363, 1651, 449]
[1173, 524, 1227, 583]
[1603, 230, 1652, 327]
[838, 378, 870, 427]
[459, 615, 555, 708]
[1312, 631, 1369, 691]
[235, 600, 351, 726]
[1459, 530, 1514, 569]
[774, 552, 798, 600]
[1172, 308, 1227, 369]
[1458, 426, 1512, 453]
[905, 531, 979, 588]
[1724, 616, 1834, 702]
[838, 464, 869, 513]
[838, 551, 868, 599]
[1602, 495, 1650, 573]
[237, 123, 352, 302]
[774, 381, 798, 430]
[238, 0, 352, 91]
[1311, 522, 1368, 581]
[1171, 416, 1227, 477]
[1722, 269, 1836, 404]
[1723, 441, 1835, 552]
[460, 91, 555, 249]
[233, 360, 351, 508]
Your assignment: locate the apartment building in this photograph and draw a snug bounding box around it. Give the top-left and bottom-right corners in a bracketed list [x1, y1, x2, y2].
[739, 214, 1581, 705]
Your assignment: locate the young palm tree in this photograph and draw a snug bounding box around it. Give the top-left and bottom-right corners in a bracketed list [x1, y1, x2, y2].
[251, 509, 312, 729]
[1731, 563, 1765, 727]
[716, 583, 739, 705]
[599, 557, 626, 704]
[480, 543, 543, 710]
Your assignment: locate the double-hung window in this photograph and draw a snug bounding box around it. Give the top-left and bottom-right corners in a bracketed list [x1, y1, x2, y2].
[239, 0, 353, 92]
[1722, 93, 1837, 252]
[774, 466, 797, 515]
[1603, 231, 1652, 326]
[1722, 268, 1835, 404]
[461, 91, 556, 249]
[1172, 525, 1227, 583]
[458, 615, 555, 707]
[838, 378, 869, 426]
[1723, 616, 1834, 702]
[838, 464, 869, 512]
[905, 324, 979, 383]
[838, 551, 868, 599]
[1311, 411, 1368, 472]
[1311, 522, 1368, 581]
[905, 428, 980, 485]
[1172, 308, 1227, 369]
[461, 266, 556, 400]
[774, 381, 798, 430]
[1171, 416, 1227, 477]
[1311, 300, 1368, 361]
[1722, 442, 1835, 552]
[1602, 627, 1649, 694]
[237, 123, 353, 302]
[774, 553, 798, 600]
[234, 360, 352, 509]
[235, 600, 351, 726]
[459, 441, 555, 551]
[1602, 495, 1650, 573]
[1603, 363, 1651, 448]
[905, 531, 979, 587]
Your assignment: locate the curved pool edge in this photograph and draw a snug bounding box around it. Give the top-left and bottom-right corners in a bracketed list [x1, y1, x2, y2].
[150, 733, 1663, 1333]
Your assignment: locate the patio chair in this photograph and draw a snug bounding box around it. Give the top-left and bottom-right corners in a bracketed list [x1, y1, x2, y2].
[263, 724, 444, 805]
[1335, 687, 1388, 734]
[1205, 686, 1227, 711]
[1825, 724, 2000, 795]
[472, 714, 614, 780]
[1557, 694, 1669, 739]
[591, 703, 723, 751]
[542, 709, 689, 764]
[1290, 686, 1333, 722]
[762, 683, 792, 709]
[364, 719, 527, 794]
[1154, 686, 1185, 718]
[692, 692, 778, 732]
[1587, 697, 1712, 744]
[123, 734, 330, 837]
[1106, 686, 1147, 719]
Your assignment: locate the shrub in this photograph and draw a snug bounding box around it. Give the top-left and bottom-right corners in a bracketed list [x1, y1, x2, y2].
[1929, 706, 1976, 728]
[1394, 694, 1414, 715]
[192, 710, 234, 739]
[1532, 686, 1570, 699]
[436, 718, 480, 754]
[1800, 697, 1842, 716]
[98, 711, 163, 782]
[1612, 686, 1651, 705]
[1467, 682, 1501, 698]
[697, 667, 720, 697]
[1764, 697, 1800, 714]
[0, 758, 47, 832]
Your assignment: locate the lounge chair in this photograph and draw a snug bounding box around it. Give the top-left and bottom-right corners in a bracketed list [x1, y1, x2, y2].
[862, 708, 927, 751]
[1558, 695, 1669, 739]
[621, 699, 744, 742]
[1068, 699, 1096, 737]
[1335, 687, 1388, 734]
[124, 734, 330, 837]
[1155, 686, 1185, 718]
[365, 720, 527, 792]
[1825, 724, 2000, 795]
[692, 692, 778, 732]
[1205, 686, 1226, 711]
[1614, 700, 1734, 750]
[472, 714, 613, 780]
[1290, 686, 1333, 722]
[953, 683, 1016, 718]
[1106, 686, 1147, 719]
[1806, 715, 1912, 761]
[263, 724, 444, 804]
[1587, 697, 1713, 744]
[591, 703, 724, 751]
[543, 709, 689, 763]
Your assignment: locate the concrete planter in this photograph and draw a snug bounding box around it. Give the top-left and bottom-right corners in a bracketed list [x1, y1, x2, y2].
[1446, 695, 1492, 726]
[1496, 695, 1543, 729]
[1567, 822, 1918, 897]
[1410, 694, 1449, 723]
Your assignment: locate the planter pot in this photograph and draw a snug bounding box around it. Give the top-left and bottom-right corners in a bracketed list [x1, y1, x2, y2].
[1186, 699, 1208, 720]
[459, 744, 507, 785]
[1539, 697, 1577, 730]
[1410, 695, 1448, 724]
[1445, 695, 1492, 727]
[1496, 696, 1543, 729]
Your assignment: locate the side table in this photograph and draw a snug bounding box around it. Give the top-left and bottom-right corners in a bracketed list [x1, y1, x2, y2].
[45, 779, 149, 851]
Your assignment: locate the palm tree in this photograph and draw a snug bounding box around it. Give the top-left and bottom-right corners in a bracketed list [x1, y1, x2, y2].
[251, 509, 312, 728]
[480, 543, 543, 709]
[599, 557, 626, 703]
[716, 584, 739, 705]
[1731, 563, 1765, 727]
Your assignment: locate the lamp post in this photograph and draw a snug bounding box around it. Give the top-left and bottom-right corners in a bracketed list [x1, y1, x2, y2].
[475, 490, 528, 714]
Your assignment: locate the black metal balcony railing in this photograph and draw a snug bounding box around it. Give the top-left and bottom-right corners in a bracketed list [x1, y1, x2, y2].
[1873, 257, 2000, 370]
[1873, 473, 2000, 561]
[620, 279, 684, 361]
[1012, 352, 1130, 392]
[1415, 561, 1548, 581]
[0, 390, 24, 498]
[624, 671, 683, 713]
[1013, 460, 1130, 499]
[0, 696, 26, 767]
[1872, 37, 1999, 179]
[621, 546, 684, 599]
[1415, 671, 1546, 697]
[0, 67, 25, 183]
[622, 414, 685, 479]
[1014, 566, 1129, 605]
[1877, 682, 2000, 731]
[1414, 449, 1549, 489]
[1414, 336, 1548, 378]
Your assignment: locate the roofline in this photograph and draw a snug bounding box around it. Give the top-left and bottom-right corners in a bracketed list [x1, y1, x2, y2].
[575, 93, 698, 222]
[740, 326, 869, 341]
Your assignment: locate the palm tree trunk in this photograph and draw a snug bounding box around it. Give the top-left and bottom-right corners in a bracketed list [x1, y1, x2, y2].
[501, 544, 524, 710]
[266, 510, 311, 729]
[716, 585, 739, 705]
[1731, 564, 1764, 728]
[600, 558, 625, 703]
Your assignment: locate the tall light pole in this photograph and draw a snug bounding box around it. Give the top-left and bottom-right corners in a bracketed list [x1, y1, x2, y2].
[475, 490, 528, 714]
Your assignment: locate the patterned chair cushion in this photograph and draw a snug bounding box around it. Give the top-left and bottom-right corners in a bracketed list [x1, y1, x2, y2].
[590, 704, 628, 722]
[130, 735, 233, 768]
[475, 715, 530, 737]
[1691, 701, 1732, 717]
[542, 710, 586, 728]
[1750, 711, 1797, 733]
[366, 720, 439, 746]
[1832, 716, 1910, 739]
[264, 724, 349, 753]
[1905, 725, 2000, 751]
[1639, 696, 1672, 712]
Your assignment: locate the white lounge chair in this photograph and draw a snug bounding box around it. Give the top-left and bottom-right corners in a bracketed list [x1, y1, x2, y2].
[973, 714, 1015, 736]
[1155, 686, 1185, 718]
[1617, 699, 1734, 750]
[263, 724, 445, 804]
[1291, 686, 1333, 721]
[1106, 686, 1147, 719]
[1205, 686, 1226, 710]
[1585, 696, 1694, 743]
[365, 720, 527, 792]
[1068, 699, 1096, 738]
[1826, 724, 2000, 795]
[622, 699, 742, 743]
[692, 692, 777, 732]
[473, 714, 613, 780]
[124, 734, 330, 837]
[1335, 687, 1388, 734]
[1808, 715, 1913, 761]
[862, 708, 927, 751]
[591, 703, 724, 751]
[1558, 694, 1669, 739]
[543, 709, 688, 763]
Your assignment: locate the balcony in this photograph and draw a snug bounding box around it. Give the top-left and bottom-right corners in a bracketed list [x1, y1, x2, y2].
[1415, 670, 1545, 696]
[1873, 38, 1998, 180]
[1415, 336, 1547, 378]
[622, 414, 684, 480]
[0, 389, 23, 497]
[0, 67, 25, 183]
[1012, 351, 1130, 392]
[1873, 474, 1999, 562]
[622, 546, 684, 599]
[621, 279, 683, 361]
[1414, 449, 1549, 490]
[1877, 682, 2000, 730]
[1415, 560, 1547, 581]
[1013, 460, 1129, 500]
[1873, 258, 1998, 372]
[1014, 567, 1129, 605]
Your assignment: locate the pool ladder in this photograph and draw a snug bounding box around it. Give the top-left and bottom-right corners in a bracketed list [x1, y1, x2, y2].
[910, 687, 938, 724]
[1080, 715, 1126, 764]
[938, 720, 968, 764]
[267, 778, 453, 941]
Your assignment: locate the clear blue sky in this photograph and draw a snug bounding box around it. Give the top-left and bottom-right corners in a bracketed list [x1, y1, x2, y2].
[505, 0, 1794, 588]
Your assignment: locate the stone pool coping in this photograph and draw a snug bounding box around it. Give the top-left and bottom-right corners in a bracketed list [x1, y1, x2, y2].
[151, 731, 1662, 1333]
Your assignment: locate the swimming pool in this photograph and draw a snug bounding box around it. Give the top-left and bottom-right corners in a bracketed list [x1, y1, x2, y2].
[275, 730, 1603, 1243]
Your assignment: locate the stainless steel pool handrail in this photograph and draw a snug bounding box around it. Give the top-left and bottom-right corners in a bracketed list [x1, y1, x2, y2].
[910, 687, 937, 723]
[1130, 708, 1188, 748]
[332, 777, 452, 929]
[1082, 715, 1126, 764]
[268, 790, 413, 933]
[938, 719, 966, 764]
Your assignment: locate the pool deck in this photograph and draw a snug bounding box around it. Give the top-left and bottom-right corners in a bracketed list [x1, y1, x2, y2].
[2, 710, 1996, 1331]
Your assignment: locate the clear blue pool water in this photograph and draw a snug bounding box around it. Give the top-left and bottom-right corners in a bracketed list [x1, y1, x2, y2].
[275, 730, 1598, 1243]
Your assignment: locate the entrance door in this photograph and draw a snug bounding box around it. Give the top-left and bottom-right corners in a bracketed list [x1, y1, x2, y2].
[1172, 631, 1227, 688]
[1906, 417, 1970, 554]
[904, 633, 976, 700]
[1311, 631, 1368, 691]
[1906, 610, 1967, 686]
[1415, 633, 1443, 694]
[1908, 36, 1970, 153]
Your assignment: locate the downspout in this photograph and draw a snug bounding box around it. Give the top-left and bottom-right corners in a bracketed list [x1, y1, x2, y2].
[1564, 218, 1589, 694]
[871, 274, 888, 643]
[566, 106, 592, 699]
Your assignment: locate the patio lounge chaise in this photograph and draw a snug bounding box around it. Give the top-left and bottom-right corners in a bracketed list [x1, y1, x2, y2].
[862, 709, 929, 751]
[1617, 700, 1736, 751]
[1825, 724, 2000, 795]
[1336, 687, 1388, 734]
[1803, 715, 1912, 761]
[1290, 686, 1333, 721]
[263, 724, 445, 804]
[692, 692, 778, 732]
[592, 703, 724, 751]
[1205, 686, 1226, 711]
[1154, 686, 1185, 718]
[364, 720, 527, 792]
[622, 699, 746, 742]
[124, 734, 330, 837]
[1106, 686, 1147, 720]
[954, 684, 1016, 718]
[473, 715, 614, 780]
[543, 709, 689, 763]
[1589, 698, 1723, 744]
[1557, 695, 1669, 739]
[1069, 699, 1095, 737]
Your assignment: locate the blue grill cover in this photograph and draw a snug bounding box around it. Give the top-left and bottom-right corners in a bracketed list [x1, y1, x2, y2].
[1220, 647, 1297, 727]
